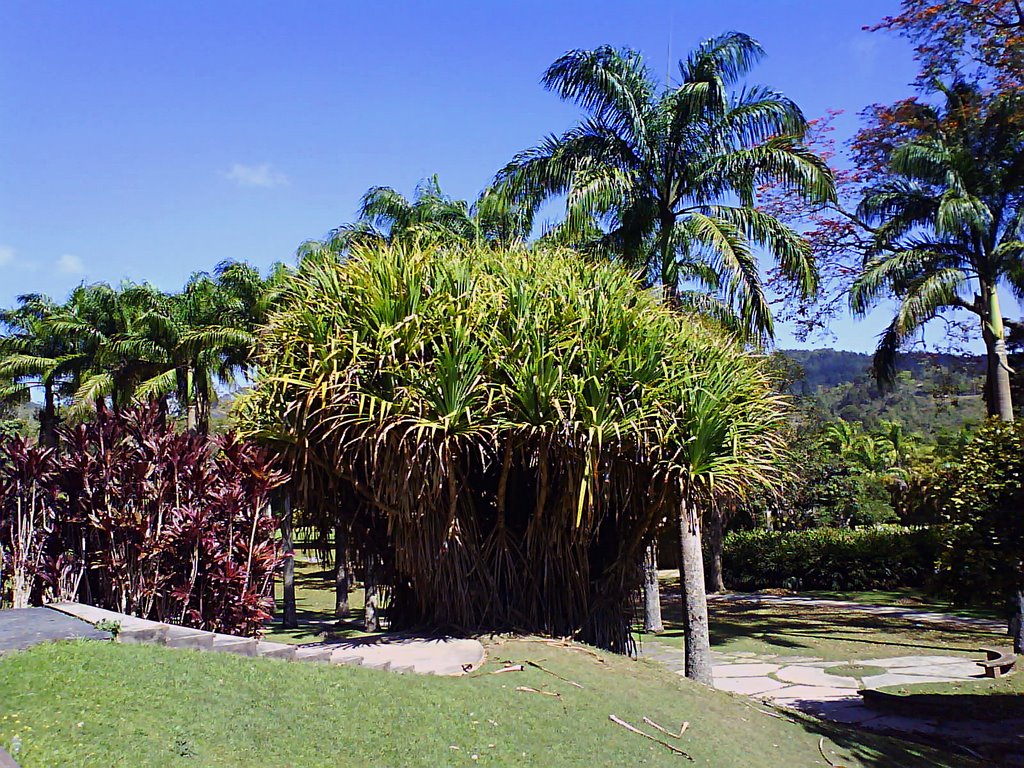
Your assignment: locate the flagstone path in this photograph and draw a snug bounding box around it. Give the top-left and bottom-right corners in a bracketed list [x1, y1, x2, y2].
[640, 593, 1024, 763]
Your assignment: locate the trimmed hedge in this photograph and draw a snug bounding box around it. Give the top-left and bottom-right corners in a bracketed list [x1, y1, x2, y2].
[722, 526, 944, 592]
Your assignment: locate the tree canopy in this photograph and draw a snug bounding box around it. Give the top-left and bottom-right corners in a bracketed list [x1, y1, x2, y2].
[240, 243, 790, 650]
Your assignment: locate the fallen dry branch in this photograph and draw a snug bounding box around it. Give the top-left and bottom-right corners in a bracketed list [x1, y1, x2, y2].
[642, 717, 688, 739]
[608, 715, 692, 760]
[817, 737, 846, 768]
[516, 686, 561, 697]
[541, 639, 608, 664]
[525, 660, 584, 688]
[491, 664, 525, 674]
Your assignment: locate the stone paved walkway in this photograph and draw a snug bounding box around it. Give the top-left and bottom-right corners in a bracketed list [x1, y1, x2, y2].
[641, 593, 1024, 763]
[0, 607, 110, 655]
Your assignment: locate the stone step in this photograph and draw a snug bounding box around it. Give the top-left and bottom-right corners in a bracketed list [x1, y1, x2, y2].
[164, 628, 215, 651]
[116, 624, 169, 645]
[293, 646, 333, 663]
[391, 665, 415, 674]
[330, 654, 364, 666]
[361, 660, 392, 672]
[211, 636, 258, 656]
[255, 641, 297, 661]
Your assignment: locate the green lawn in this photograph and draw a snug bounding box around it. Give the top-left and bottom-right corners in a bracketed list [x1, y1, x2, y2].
[0, 639, 980, 768]
[263, 556, 374, 644]
[648, 597, 1004, 662]
[871, 670, 1024, 719]
[795, 589, 1000, 621]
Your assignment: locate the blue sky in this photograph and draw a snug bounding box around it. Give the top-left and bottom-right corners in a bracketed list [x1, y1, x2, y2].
[1, 1, 940, 351]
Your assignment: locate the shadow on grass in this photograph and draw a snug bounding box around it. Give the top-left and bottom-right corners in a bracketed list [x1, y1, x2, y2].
[649, 585, 998, 657]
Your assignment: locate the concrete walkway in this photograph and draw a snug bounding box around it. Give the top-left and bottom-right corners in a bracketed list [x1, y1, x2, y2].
[0, 607, 110, 655]
[642, 593, 1022, 763]
[46, 602, 484, 676]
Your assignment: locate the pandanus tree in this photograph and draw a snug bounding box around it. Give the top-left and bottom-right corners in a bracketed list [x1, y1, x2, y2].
[240, 243, 789, 679]
[495, 32, 834, 342]
[850, 83, 1024, 421]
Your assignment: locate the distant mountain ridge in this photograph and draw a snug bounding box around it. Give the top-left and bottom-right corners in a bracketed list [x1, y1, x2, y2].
[779, 348, 987, 435]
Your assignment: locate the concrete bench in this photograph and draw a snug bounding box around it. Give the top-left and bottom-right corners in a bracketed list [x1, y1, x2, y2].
[977, 647, 1017, 678]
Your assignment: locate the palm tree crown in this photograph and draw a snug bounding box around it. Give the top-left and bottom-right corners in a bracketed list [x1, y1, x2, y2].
[850, 83, 1024, 420]
[315, 176, 534, 254]
[495, 32, 834, 341]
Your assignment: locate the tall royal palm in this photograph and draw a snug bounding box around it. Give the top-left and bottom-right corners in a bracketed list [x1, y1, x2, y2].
[850, 83, 1024, 421]
[496, 32, 834, 341]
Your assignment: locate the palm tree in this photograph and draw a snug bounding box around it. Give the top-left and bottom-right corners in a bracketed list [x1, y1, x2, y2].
[0, 294, 69, 446]
[850, 83, 1024, 421]
[495, 32, 834, 341]
[133, 262, 289, 433]
[47, 282, 170, 415]
[318, 176, 533, 253]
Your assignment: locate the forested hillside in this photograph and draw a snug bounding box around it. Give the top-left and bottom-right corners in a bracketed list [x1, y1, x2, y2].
[781, 349, 987, 435]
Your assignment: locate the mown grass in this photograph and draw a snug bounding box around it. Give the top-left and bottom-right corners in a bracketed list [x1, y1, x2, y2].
[646, 576, 1004, 662]
[0, 639, 980, 768]
[264, 556, 372, 645]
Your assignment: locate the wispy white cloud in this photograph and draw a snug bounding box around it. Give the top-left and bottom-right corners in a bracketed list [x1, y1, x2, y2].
[57, 253, 85, 275]
[223, 162, 289, 188]
[0, 245, 13, 267]
[850, 35, 880, 74]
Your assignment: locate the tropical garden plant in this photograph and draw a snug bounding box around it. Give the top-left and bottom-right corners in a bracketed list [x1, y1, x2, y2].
[0, 261, 286, 436]
[0, 403, 284, 635]
[849, 83, 1024, 421]
[314, 175, 534, 254]
[239, 243, 790, 681]
[495, 32, 834, 342]
[931, 417, 1024, 651]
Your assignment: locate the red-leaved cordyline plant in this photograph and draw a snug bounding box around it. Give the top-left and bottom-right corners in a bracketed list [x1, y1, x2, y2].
[0, 437, 60, 608]
[0, 403, 286, 636]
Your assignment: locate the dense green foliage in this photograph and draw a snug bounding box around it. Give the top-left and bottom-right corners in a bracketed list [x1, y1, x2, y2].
[723, 526, 943, 592]
[496, 32, 833, 341]
[0, 262, 285, 440]
[783, 348, 986, 435]
[933, 419, 1024, 606]
[242, 243, 790, 651]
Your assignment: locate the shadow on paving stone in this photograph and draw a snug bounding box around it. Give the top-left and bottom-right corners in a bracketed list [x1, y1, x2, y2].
[0, 607, 110, 655]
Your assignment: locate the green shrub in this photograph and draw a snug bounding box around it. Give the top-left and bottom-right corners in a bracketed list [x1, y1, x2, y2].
[722, 526, 943, 591]
[932, 419, 1024, 607]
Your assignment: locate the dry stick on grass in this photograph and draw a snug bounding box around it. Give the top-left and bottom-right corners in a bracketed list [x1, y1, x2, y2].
[642, 717, 689, 739]
[541, 639, 608, 664]
[525, 660, 584, 688]
[491, 664, 525, 674]
[817, 737, 845, 768]
[516, 686, 561, 697]
[608, 715, 693, 760]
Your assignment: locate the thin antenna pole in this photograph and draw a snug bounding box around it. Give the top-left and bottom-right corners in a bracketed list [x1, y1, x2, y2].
[665, 2, 674, 86]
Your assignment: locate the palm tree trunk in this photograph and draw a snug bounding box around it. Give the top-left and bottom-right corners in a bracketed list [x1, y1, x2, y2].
[1012, 589, 1024, 655]
[982, 288, 1014, 421]
[334, 525, 351, 618]
[703, 505, 726, 593]
[39, 381, 57, 448]
[642, 543, 663, 633]
[677, 499, 713, 684]
[279, 493, 297, 629]
[364, 553, 380, 631]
